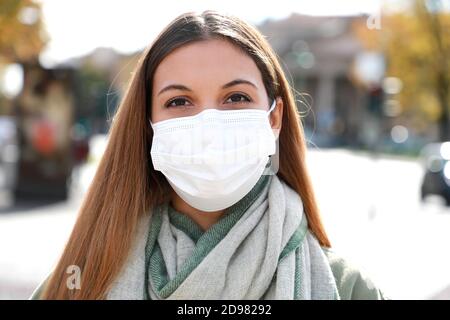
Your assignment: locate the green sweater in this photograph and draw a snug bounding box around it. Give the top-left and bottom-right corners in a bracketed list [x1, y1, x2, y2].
[322, 248, 387, 300]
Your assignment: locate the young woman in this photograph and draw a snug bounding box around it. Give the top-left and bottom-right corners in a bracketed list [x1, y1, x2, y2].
[31, 10, 386, 300]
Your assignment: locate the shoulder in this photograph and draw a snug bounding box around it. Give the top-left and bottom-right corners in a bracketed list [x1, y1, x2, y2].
[322, 247, 388, 300]
[29, 275, 50, 300]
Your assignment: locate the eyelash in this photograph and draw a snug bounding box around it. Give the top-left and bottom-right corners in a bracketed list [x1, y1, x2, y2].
[165, 93, 252, 108]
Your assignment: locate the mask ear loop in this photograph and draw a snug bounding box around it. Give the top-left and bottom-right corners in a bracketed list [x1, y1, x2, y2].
[267, 98, 277, 115]
[265, 98, 279, 176]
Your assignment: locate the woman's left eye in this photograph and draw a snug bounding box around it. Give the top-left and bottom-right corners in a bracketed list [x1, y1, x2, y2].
[225, 93, 251, 104]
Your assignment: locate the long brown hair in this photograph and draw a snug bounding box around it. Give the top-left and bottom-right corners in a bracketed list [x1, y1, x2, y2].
[42, 10, 331, 300]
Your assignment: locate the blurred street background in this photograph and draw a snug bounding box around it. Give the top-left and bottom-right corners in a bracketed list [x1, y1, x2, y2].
[1, 0, 450, 299]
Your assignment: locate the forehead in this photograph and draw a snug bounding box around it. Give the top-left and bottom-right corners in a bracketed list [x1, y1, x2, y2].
[152, 38, 264, 90]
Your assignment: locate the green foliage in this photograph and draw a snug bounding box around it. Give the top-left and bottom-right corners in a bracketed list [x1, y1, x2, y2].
[0, 0, 48, 63]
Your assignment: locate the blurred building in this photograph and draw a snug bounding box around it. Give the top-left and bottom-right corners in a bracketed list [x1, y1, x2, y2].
[259, 14, 382, 148]
[13, 63, 75, 200]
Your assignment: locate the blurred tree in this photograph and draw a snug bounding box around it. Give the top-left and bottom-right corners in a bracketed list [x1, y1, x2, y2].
[353, 0, 450, 140]
[0, 0, 48, 63]
[75, 66, 111, 134]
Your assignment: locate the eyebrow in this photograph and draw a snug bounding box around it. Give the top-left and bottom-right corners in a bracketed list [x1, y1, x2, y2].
[157, 78, 258, 96]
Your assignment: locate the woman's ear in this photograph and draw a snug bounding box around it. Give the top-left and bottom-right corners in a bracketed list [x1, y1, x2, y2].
[270, 96, 283, 139]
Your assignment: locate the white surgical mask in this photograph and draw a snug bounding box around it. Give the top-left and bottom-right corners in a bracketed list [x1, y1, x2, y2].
[150, 99, 277, 212]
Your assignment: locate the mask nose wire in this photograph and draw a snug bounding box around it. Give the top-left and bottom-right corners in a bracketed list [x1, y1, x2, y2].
[149, 98, 278, 127]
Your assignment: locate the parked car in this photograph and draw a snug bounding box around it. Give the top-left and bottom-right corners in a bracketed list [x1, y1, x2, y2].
[420, 142, 450, 205]
[0, 116, 19, 191]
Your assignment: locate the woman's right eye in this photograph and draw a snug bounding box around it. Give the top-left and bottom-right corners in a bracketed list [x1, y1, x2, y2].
[166, 97, 190, 108]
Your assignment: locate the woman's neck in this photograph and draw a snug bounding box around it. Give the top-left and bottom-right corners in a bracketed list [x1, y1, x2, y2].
[170, 192, 225, 232]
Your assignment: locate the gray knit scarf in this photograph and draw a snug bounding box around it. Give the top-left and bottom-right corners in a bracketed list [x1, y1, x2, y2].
[107, 174, 340, 300]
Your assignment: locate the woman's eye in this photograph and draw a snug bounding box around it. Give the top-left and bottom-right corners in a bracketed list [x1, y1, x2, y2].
[226, 93, 251, 104]
[166, 97, 190, 108]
